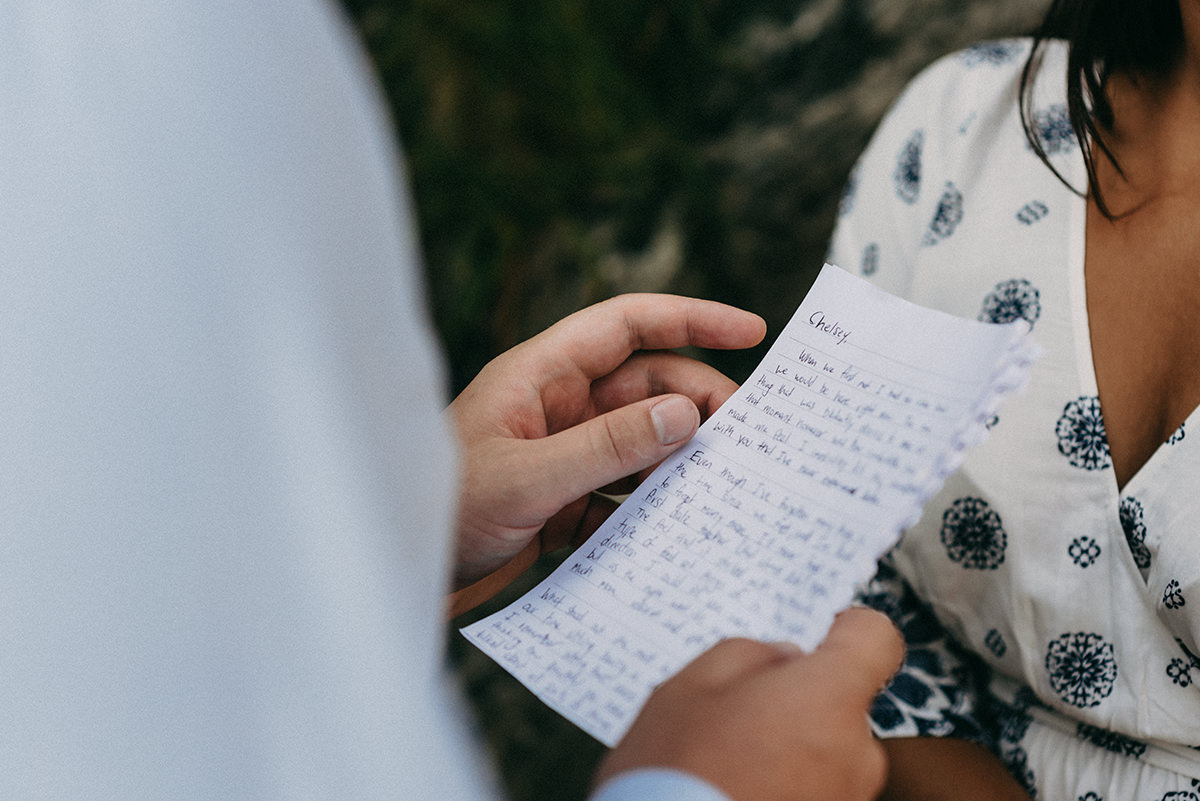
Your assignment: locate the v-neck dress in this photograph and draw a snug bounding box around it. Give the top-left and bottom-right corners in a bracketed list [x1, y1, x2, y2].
[827, 38, 1200, 798]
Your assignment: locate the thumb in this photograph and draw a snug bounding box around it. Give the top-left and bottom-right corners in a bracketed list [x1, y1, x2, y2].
[529, 394, 700, 505]
[810, 607, 905, 702]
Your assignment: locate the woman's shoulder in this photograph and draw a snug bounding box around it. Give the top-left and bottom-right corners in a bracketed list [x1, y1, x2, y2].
[871, 37, 1071, 180]
[891, 38, 1047, 124]
[829, 37, 1074, 296]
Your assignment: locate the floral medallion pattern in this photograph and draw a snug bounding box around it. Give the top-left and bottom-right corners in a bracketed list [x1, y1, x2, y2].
[922, 182, 964, 245]
[1055, 397, 1111, 471]
[894, 130, 923, 204]
[1164, 580, 1186, 611]
[1119, 496, 1151, 571]
[941, 497, 1007, 570]
[1075, 722, 1146, 759]
[1030, 104, 1075, 155]
[1045, 632, 1118, 708]
[958, 40, 1025, 66]
[1069, 536, 1101, 568]
[980, 278, 1041, 328]
[861, 242, 879, 276]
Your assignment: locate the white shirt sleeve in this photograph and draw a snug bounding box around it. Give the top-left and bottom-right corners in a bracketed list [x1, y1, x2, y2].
[0, 2, 494, 798]
[0, 3, 762, 799]
[591, 770, 733, 801]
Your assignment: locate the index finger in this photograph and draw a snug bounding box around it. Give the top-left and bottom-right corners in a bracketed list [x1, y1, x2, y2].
[536, 294, 767, 381]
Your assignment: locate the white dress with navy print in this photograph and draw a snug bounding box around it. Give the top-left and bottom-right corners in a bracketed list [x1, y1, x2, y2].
[829, 39, 1200, 799]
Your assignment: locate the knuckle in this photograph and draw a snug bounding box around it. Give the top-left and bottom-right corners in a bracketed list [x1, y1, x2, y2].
[596, 413, 647, 473]
[597, 415, 627, 469]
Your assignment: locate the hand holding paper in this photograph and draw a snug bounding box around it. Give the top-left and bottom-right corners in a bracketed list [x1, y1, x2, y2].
[462, 264, 1040, 746]
[447, 293, 766, 601]
[597, 607, 903, 801]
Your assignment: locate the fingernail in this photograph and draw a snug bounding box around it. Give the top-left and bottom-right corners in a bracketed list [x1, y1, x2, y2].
[650, 396, 698, 446]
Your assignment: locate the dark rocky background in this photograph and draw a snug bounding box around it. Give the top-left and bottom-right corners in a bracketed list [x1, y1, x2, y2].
[340, 1, 1049, 799]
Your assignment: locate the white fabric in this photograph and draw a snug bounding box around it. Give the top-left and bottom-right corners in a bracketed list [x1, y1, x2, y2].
[829, 38, 1200, 797]
[0, 2, 490, 798]
[0, 4, 745, 799]
[592, 770, 731, 801]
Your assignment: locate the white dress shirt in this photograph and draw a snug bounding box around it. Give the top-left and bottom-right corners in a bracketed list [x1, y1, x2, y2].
[0, 2, 729, 799]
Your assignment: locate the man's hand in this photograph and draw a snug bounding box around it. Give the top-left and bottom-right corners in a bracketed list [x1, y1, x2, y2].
[597, 607, 904, 801]
[446, 294, 765, 608]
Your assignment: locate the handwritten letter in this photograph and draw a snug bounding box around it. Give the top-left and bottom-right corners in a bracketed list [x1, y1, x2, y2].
[462, 264, 1039, 746]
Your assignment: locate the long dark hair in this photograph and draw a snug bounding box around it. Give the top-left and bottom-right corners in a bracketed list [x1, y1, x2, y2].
[1019, 0, 1182, 217]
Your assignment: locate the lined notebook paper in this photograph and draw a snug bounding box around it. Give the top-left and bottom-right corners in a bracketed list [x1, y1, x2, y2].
[461, 263, 1040, 746]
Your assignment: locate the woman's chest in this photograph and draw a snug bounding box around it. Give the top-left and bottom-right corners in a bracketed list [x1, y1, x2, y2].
[1084, 197, 1200, 489]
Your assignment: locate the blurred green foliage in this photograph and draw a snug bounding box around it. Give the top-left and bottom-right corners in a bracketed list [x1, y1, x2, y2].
[341, 0, 809, 391]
